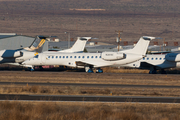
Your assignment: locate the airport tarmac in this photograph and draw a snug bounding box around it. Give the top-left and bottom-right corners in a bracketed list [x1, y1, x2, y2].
[1, 94, 180, 103]
[0, 82, 180, 89]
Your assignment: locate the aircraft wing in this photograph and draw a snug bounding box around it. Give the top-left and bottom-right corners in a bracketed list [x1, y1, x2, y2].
[140, 62, 161, 70]
[75, 60, 110, 68]
[75, 61, 93, 66]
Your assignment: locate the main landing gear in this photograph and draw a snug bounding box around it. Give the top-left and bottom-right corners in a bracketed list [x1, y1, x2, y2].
[160, 69, 167, 74]
[28, 67, 34, 71]
[85, 66, 94, 73]
[149, 69, 167, 74]
[149, 67, 157, 74]
[96, 68, 103, 73]
[85, 66, 103, 73]
[149, 70, 157, 74]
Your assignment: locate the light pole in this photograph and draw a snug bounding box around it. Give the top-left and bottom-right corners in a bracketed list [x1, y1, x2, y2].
[65, 32, 70, 48]
[115, 30, 123, 51]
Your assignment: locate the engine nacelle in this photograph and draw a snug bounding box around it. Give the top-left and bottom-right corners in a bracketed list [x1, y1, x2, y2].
[165, 53, 180, 62]
[1, 50, 23, 58]
[101, 52, 125, 61]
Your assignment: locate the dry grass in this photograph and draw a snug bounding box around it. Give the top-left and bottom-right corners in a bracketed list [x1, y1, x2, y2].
[102, 67, 149, 73]
[1, 84, 180, 97]
[0, 71, 180, 86]
[0, 101, 180, 120]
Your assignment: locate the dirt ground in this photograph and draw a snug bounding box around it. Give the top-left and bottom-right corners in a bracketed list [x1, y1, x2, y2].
[0, 0, 180, 45]
[0, 71, 180, 97]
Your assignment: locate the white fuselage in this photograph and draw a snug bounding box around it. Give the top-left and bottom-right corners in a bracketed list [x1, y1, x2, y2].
[0, 50, 37, 64]
[22, 52, 143, 68]
[122, 54, 180, 70]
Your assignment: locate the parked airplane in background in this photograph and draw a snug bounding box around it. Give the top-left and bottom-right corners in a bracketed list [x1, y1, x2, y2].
[0, 35, 47, 64]
[44, 37, 91, 53]
[121, 52, 180, 74]
[22, 36, 155, 73]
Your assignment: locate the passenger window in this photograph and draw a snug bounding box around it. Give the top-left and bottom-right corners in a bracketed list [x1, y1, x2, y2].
[143, 58, 145, 60]
[52, 56, 54, 59]
[87, 56, 89, 58]
[56, 56, 58, 58]
[82, 56, 85, 58]
[151, 58, 153, 60]
[91, 56, 93, 58]
[99, 56, 101, 58]
[74, 56, 76, 58]
[147, 58, 149, 60]
[160, 58, 162, 60]
[63, 56, 65, 58]
[156, 58, 158, 60]
[95, 56, 97, 58]
[78, 56, 81, 58]
[66, 56, 68, 58]
[70, 56, 72, 58]
[48, 56, 50, 59]
[163, 58, 165, 60]
[59, 56, 61, 58]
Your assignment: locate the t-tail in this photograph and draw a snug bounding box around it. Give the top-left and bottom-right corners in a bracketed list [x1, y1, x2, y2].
[23, 35, 47, 53]
[123, 36, 156, 56]
[59, 37, 91, 53]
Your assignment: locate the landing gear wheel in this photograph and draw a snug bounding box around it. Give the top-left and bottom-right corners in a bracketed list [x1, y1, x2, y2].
[39, 66, 44, 71]
[161, 69, 167, 74]
[96, 69, 103, 73]
[87, 69, 94, 73]
[85, 66, 94, 73]
[149, 70, 157, 74]
[28, 67, 34, 71]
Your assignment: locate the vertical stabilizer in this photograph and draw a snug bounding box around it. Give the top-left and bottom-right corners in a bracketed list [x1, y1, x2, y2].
[123, 36, 155, 56]
[59, 37, 91, 53]
[23, 36, 47, 53]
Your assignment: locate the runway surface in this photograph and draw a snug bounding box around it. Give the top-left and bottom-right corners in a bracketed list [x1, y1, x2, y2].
[1, 94, 180, 103]
[0, 82, 180, 88]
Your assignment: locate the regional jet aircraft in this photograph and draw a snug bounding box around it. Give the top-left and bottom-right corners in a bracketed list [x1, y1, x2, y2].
[0, 35, 47, 64]
[121, 52, 180, 74]
[22, 36, 155, 73]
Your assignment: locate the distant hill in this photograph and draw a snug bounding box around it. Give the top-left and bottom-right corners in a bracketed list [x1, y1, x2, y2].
[0, 0, 180, 13]
[0, 0, 180, 43]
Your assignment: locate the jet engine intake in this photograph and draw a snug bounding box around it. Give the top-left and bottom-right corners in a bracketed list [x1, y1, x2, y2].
[1, 50, 23, 58]
[165, 53, 180, 62]
[101, 52, 125, 61]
